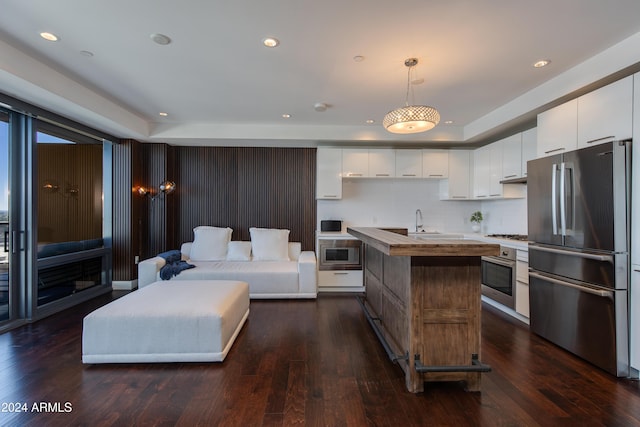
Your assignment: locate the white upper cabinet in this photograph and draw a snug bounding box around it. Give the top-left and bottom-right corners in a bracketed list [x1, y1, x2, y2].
[316, 148, 342, 199]
[342, 149, 369, 177]
[501, 134, 522, 180]
[577, 75, 633, 148]
[521, 128, 537, 177]
[368, 149, 396, 177]
[488, 142, 504, 197]
[440, 150, 471, 200]
[422, 150, 449, 178]
[395, 150, 422, 178]
[473, 145, 491, 198]
[537, 99, 578, 158]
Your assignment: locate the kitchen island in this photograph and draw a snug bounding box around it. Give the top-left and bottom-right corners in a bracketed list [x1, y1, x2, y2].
[347, 227, 500, 393]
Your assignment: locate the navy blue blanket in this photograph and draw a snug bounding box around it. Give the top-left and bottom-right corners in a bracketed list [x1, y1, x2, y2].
[157, 250, 195, 280]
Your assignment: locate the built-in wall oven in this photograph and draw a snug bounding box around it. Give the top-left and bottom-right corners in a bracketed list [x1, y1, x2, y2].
[318, 239, 363, 271]
[481, 246, 516, 309]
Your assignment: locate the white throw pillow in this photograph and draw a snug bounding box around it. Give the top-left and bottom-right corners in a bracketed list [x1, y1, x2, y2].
[189, 226, 232, 261]
[226, 241, 252, 261]
[249, 227, 290, 261]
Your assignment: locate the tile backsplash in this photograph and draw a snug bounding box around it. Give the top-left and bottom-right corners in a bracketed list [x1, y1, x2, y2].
[317, 179, 527, 235]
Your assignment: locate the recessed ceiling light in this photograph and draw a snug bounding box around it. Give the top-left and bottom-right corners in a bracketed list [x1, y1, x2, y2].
[263, 37, 280, 48]
[40, 32, 59, 42]
[366, 119, 375, 124]
[150, 33, 172, 45]
[411, 78, 424, 85]
[159, 112, 168, 117]
[353, 55, 365, 62]
[80, 50, 94, 57]
[533, 59, 551, 68]
[282, 114, 291, 118]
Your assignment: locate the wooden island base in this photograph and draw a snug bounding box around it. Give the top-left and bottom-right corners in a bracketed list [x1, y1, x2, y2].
[348, 227, 499, 393]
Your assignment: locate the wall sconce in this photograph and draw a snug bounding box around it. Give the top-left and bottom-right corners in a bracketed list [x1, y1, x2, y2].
[137, 180, 176, 201]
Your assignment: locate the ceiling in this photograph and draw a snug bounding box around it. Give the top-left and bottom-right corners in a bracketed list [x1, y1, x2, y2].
[1, 0, 640, 147]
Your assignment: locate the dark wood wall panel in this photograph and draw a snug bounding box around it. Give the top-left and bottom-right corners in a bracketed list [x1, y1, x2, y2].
[140, 143, 171, 259]
[175, 147, 316, 250]
[112, 144, 316, 281]
[176, 147, 239, 241]
[112, 139, 139, 281]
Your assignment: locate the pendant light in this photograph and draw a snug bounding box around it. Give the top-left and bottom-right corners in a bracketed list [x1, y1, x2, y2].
[383, 58, 440, 134]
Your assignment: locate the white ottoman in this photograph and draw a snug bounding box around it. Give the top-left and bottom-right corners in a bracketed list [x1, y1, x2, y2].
[82, 280, 249, 363]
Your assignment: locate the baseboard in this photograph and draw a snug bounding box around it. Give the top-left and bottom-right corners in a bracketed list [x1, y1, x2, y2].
[112, 280, 138, 291]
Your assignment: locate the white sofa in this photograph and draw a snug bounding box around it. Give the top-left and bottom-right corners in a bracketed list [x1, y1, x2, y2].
[138, 227, 317, 299]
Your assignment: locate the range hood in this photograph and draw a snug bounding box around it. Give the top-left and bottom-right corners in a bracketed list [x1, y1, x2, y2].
[500, 176, 527, 184]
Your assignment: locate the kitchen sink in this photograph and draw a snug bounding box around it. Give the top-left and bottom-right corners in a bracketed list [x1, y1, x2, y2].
[408, 232, 465, 240]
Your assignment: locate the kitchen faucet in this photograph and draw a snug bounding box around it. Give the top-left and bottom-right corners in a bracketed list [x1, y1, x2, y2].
[415, 209, 423, 232]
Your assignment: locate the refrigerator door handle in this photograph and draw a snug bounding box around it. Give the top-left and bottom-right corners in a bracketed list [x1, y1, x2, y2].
[559, 162, 567, 236]
[529, 271, 614, 298]
[529, 244, 614, 262]
[551, 163, 558, 235]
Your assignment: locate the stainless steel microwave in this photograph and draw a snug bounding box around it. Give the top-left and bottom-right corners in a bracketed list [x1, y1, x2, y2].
[318, 239, 362, 271]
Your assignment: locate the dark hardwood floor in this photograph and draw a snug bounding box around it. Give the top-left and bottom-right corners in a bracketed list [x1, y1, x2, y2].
[1, 291, 639, 426]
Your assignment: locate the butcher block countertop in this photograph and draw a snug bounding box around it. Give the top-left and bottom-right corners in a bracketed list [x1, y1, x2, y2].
[347, 227, 500, 257]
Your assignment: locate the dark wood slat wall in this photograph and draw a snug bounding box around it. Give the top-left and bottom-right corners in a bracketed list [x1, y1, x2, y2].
[175, 147, 240, 241]
[112, 144, 316, 281]
[112, 139, 142, 281]
[176, 146, 317, 251]
[140, 143, 173, 259]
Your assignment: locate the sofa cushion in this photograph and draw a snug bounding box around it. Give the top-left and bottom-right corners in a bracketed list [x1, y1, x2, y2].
[162, 260, 300, 294]
[249, 228, 290, 261]
[226, 241, 252, 261]
[190, 226, 232, 261]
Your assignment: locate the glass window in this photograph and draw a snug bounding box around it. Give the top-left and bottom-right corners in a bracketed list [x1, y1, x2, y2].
[35, 125, 106, 306]
[0, 112, 8, 321]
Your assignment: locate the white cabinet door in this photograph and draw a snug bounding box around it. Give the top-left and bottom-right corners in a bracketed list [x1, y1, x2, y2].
[577, 76, 633, 148]
[422, 150, 449, 178]
[342, 149, 369, 177]
[395, 150, 422, 178]
[521, 127, 537, 177]
[537, 99, 578, 158]
[473, 145, 491, 198]
[440, 150, 471, 200]
[368, 149, 395, 177]
[488, 142, 504, 197]
[316, 148, 342, 199]
[501, 134, 522, 180]
[515, 250, 529, 318]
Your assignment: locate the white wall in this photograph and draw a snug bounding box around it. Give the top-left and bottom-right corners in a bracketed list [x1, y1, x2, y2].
[317, 179, 528, 235]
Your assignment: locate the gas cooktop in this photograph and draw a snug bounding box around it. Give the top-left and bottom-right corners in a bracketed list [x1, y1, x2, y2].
[486, 234, 529, 241]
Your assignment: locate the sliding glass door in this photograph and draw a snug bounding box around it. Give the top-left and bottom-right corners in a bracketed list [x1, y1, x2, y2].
[0, 111, 9, 322]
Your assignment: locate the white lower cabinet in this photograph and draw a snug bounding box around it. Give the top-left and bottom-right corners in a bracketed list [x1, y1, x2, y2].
[318, 270, 363, 289]
[515, 249, 529, 318]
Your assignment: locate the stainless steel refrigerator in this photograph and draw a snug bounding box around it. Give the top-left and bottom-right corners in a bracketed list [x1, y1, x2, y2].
[527, 140, 632, 377]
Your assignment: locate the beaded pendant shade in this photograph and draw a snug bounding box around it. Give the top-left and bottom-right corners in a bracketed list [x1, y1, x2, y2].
[383, 58, 440, 134]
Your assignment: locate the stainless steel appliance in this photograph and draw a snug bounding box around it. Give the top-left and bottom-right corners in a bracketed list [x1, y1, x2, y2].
[320, 220, 342, 232]
[318, 239, 362, 271]
[527, 140, 631, 377]
[481, 246, 516, 309]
